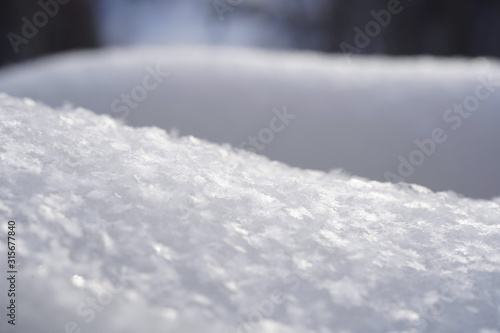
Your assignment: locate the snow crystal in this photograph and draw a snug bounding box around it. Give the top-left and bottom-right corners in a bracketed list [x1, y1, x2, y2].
[0, 94, 499, 332]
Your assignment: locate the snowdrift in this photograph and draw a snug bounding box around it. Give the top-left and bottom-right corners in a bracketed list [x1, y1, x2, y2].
[0, 47, 499, 199]
[0, 94, 499, 333]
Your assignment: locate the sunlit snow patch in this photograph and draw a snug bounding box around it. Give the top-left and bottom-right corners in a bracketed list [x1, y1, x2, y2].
[0, 94, 499, 333]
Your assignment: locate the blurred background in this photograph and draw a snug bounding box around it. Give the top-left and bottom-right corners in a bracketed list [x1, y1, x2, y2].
[1, 0, 500, 67]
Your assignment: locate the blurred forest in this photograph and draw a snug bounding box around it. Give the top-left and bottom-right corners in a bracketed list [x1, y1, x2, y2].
[0, 0, 97, 66]
[1, 0, 500, 67]
[325, 0, 500, 57]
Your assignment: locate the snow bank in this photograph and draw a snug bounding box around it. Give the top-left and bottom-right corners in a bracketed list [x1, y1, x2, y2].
[0, 94, 499, 333]
[0, 47, 499, 200]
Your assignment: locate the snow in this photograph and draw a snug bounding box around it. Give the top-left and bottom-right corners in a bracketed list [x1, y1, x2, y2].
[0, 93, 499, 333]
[0, 47, 500, 199]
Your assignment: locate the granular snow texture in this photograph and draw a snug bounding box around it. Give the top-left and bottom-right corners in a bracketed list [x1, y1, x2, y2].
[0, 94, 499, 333]
[1, 47, 500, 199]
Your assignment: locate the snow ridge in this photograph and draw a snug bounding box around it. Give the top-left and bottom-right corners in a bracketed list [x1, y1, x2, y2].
[0, 94, 499, 332]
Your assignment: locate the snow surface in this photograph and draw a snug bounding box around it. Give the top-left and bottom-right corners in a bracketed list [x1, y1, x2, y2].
[0, 47, 500, 199]
[0, 94, 499, 333]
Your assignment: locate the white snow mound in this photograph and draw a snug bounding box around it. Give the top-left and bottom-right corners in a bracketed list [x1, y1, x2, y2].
[1, 47, 500, 199]
[0, 94, 499, 333]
